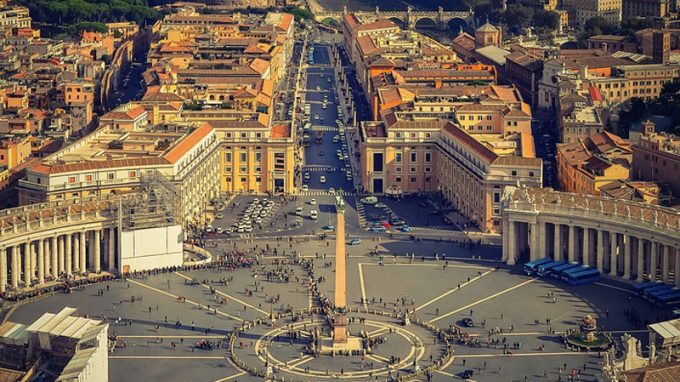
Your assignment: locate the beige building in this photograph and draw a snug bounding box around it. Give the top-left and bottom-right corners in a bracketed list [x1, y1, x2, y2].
[622, 0, 670, 18]
[0, 6, 30, 34]
[360, 116, 542, 233]
[588, 64, 679, 104]
[632, 123, 680, 198]
[17, 120, 220, 227]
[561, 0, 622, 28]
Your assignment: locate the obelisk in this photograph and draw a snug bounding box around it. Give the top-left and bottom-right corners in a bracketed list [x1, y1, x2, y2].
[333, 195, 348, 344]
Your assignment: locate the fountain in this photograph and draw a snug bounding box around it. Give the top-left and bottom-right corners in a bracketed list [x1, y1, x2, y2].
[564, 315, 613, 351]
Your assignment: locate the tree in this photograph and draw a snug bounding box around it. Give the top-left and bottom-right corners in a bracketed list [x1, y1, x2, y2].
[584, 16, 617, 35]
[533, 10, 559, 32]
[501, 4, 534, 35]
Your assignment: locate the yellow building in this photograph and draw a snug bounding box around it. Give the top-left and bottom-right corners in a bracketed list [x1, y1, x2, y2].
[556, 131, 632, 196]
[588, 64, 679, 104]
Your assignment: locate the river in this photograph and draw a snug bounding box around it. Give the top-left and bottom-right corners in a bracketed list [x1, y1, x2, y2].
[314, 0, 468, 11]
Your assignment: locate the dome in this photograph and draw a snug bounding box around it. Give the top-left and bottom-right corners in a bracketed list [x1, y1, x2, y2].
[477, 21, 498, 33]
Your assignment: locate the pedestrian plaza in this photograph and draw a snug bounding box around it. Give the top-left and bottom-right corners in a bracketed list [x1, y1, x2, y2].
[6, 237, 672, 381]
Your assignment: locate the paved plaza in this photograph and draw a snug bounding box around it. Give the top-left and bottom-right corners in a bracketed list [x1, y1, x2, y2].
[7, 236, 672, 382]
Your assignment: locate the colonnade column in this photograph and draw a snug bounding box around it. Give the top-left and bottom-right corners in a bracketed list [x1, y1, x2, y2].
[661, 245, 670, 283]
[502, 219, 509, 262]
[675, 247, 680, 288]
[94, 230, 101, 272]
[636, 239, 645, 282]
[58, 235, 65, 275]
[80, 231, 87, 274]
[538, 222, 546, 261]
[65, 233, 72, 276]
[0, 247, 6, 293]
[23, 242, 31, 286]
[623, 235, 631, 279]
[609, 232, 618, 276]
[582, 228, 590, 267]
[73, 234, 80, 273]
[108, 228, 115, 271]
[596, 229, 604, 272]
[650, 242, 658, 281]
[11, 245, 18, 289]
[568, 225, 576, 263]
[37, 239, 44, 284]
[554, 224, 561, 261]
[51, 236, 58, 279]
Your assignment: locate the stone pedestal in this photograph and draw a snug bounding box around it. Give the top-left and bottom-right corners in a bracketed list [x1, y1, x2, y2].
[333, 314, 348, 344]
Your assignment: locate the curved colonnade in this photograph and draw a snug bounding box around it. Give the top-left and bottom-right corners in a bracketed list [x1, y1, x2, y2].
[0, 195, 125, 294]
[502, 187, 680, 285]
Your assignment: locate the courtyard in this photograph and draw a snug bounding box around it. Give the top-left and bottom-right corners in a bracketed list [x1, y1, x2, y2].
[6, 237, 670, 382]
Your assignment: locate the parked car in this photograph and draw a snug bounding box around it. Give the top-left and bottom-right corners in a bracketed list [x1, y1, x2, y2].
[462, 318, 475, 327]
[349, 238, 361, 245]
[361, 196, 378, 205]
[322, 225, 335, 231]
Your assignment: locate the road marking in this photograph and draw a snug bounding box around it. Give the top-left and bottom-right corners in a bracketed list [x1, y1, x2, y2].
[358, 263, 368, 311]
[288, 355, 314, 369]
[117, 335, 225, 339]
[452, 352, 590, 358]
[174, 271, 269, 316]
[126, 279, 243, 322]
[594, 282, 636, 295]
[212, 372, 247, 382]
[110, 356, 226, 359]
[435, 369, 454, 377]
[415, 269, 494, 312]
[429, 278, 537, 324]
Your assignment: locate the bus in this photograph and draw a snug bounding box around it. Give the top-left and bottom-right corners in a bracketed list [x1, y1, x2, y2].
[642, 284, 673, 300]
[561, 265, 589, 281]
[566, 268, 600, 286]
[536, 261, 565, 277]
[315, 131, 323, 144]
[550, 263, 582, 280]
[651, 290, 680, 306]
[632, 281, 659, 293]
[523, 258, 552, 276]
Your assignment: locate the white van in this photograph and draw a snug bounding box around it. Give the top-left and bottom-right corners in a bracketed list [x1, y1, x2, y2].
[310, 210, 318, 220]
[295, 207, 303, 216]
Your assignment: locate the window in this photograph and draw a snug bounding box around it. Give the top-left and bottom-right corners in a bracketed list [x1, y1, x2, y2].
[225, 153, 232, 162]
[425, 152, 431, 163]
[85, 174, 93, 182]
[493, 192, 500, 203]
[529, 171, 535, 177]
[511, 170, 517, 176]
[410, 177, 416, 183]
[224, 166, 232, 173]
[395, 167, 402, 173]
[395, 176, 401, 182]
[239, 166, 247, 174]
[240, 177, 247, 182]
[410, 166, 417, 173]
[255, 152, 262, 162]
[240, 132, 247, 138]
[240, 153, 247, 162]
[274, 152, 285, 171]
[226, 177, 232, 182]
[372, 152, 384, 172]
[129, 171, 137, 177]
[256, 177, 262, 182]
[425, 167, 431, 173]
[395, 152, 402, 163]
[107, 172, 115, 180]
[410, 152, 417, 163]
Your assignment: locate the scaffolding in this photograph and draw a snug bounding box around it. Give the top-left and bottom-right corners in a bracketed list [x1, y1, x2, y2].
[117, 171, 180, 231]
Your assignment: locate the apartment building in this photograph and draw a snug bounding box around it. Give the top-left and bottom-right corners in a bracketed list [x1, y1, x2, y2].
[588, 64, 679, 104]
[561, 0, 622, 28]
[0, 5, 30, 34]
[17, 119, 220, 226]
[632, 122, 680, 198]
[622, 0, 670, 18]
[556, 131, 632, 195]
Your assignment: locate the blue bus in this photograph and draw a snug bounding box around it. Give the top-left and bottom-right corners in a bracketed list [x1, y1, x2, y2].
[561, 266, 589, 281]
[523, 258, 552, 275]
[566, 268, 601, 286]
[632, 281, 658, 293]
[652, 290, 680, 306]
[550, 263, 582, 280]
[537, 261, 566, 277]
[643, 284, 673, 300]
[636, 282, 667, 295]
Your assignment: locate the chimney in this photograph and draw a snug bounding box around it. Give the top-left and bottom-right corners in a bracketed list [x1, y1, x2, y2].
[643, 120, 655, 136]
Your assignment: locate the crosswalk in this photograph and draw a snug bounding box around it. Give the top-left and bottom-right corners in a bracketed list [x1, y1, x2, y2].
[406, 225, 455, 231]
[303, 166, 335, 172]
[355, 199, 367, 228]
[310, 126, 338, 132]
[301, 191, 357, 196]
